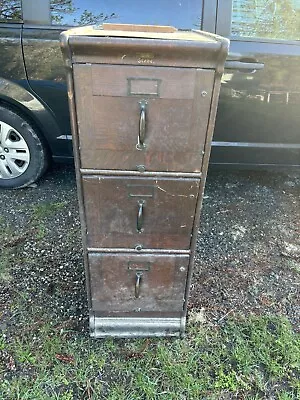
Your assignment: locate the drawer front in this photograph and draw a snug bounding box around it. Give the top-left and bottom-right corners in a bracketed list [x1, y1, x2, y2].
[88, 253, 189, 313]
[82, 176, 200, 250]
[74, 64, 214, 172]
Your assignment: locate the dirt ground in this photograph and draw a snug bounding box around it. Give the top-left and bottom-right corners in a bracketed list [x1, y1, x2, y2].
[0, 164, 299, 335]
[190, 168, 299, 330]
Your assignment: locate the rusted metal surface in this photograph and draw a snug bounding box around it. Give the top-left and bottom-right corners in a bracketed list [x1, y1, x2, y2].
[79, 169, 202, 178]
[65, 25, 227, 69]
[89, 253, 189, 313]
[82, 176, 200, 250]
[60, 24, 229, 338]
[73, 64, 214, 172]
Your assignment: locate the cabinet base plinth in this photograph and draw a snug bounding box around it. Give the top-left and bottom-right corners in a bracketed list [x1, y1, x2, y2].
[90, 315, 186, 338]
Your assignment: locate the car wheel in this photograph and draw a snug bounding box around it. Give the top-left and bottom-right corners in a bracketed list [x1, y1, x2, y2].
[0, 105, 49, 189]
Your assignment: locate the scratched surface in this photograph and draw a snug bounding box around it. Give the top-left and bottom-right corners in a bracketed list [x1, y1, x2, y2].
[73, 64, 214, 173]
[82, 176, 200, 250]
[89, 253, 189, 313]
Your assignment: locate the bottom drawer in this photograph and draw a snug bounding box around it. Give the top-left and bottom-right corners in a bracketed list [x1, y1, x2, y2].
[88, 253, 189, 313]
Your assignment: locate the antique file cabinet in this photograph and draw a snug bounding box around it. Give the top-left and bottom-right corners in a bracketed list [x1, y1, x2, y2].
[60, 24, 228, 338]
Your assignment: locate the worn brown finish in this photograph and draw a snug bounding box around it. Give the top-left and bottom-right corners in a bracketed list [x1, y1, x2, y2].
[89, 253, 189, 312]
[74, 65, 214, 172]
[70, 38, 224, 69]
[65, 25, 226, 69]
[60, 24, 229, 337]
[82, 176, 199, 249]
[90, 65, 198, 98]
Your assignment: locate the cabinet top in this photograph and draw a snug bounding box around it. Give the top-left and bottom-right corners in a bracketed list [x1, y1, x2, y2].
[62, 23, 218, 43]
[60, 23, 229, 71]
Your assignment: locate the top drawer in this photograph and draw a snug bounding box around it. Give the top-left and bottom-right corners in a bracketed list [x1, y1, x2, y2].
[73, 64, 214, 173]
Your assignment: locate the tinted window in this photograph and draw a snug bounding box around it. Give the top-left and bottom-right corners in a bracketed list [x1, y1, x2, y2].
[231, 0, 300, 40]
[0, 0, 22, 22]
[51, 0, 202, 29]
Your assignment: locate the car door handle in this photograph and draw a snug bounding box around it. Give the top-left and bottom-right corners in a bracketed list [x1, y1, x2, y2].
[225, 61, 264, 71]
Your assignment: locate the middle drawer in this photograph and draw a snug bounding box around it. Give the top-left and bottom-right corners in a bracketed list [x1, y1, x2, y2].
[82, 176, 200, 250]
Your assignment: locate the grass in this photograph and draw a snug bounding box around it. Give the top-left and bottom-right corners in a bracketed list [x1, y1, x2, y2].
[0, 248, 13, 282]
[0, 223, 20, 282]
[31, 202, 68, 220]
[0, 314, 299, 399]
[30, 202, 68, 240]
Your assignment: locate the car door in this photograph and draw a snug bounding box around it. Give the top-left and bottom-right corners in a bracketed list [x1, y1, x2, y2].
[211, 0, 300, 167]
[0, 1, 24, 87]
[21, 0, 71, 157]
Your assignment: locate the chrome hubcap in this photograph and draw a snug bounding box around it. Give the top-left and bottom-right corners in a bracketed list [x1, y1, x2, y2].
[0, 121, 30, 179]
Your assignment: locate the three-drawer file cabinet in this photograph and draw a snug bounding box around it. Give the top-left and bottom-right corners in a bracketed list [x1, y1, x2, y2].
[60, 24, 228, 337]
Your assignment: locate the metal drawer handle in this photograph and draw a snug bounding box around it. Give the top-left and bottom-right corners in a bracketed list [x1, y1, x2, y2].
[137, 100, 147, 149]
[137, 200, 145, 232]
[135, 271, 143, 298]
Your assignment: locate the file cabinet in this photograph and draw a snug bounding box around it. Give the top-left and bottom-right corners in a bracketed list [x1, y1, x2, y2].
[61, 24, 228, 337]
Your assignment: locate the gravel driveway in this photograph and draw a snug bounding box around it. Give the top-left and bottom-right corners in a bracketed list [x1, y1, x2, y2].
[0, 164, 299, 334]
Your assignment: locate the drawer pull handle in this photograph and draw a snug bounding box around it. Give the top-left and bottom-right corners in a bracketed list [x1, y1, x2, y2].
[137, 100, 147, 149]
[137, 200, 145, 232]
[135, 271, 143, 298]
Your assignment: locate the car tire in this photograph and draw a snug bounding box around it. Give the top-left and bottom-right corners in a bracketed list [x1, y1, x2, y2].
[0, 105, 49, 189]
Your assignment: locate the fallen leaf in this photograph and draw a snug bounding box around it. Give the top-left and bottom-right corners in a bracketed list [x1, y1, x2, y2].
[124, 338, 150, 360]
[55, 353, 74, 363]
[7, 354, 16, 371]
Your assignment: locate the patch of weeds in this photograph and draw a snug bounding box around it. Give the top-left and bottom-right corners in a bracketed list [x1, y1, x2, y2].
[0, 336, 6, 351]
[276, 391, 298, 400]
[106, 385, 127, 400]
[223, 316, 300, 380]
[0, 224, 20, 282]
[108, 316, 299, 399]
[0, 315, 299, 399]
[1, 313, 109, 398]
[14, 338, 37, 365]
[0, 221, 32, 282]
[30, 201, 67, 240]
[0, 248, 13, 282]
[213, 368, 240, 391]
[285, 259, 300, 274]
[31, 202, 67, 220]
[35, 222, 46, 240]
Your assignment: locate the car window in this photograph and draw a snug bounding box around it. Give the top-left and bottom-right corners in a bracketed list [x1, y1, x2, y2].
[0, 0, 22, 22]
[231, 0, 300, 40]
[50, 0, 203, 29]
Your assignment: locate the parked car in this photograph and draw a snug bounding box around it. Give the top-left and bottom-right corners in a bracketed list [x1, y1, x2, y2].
[0, 0, 300, 188]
